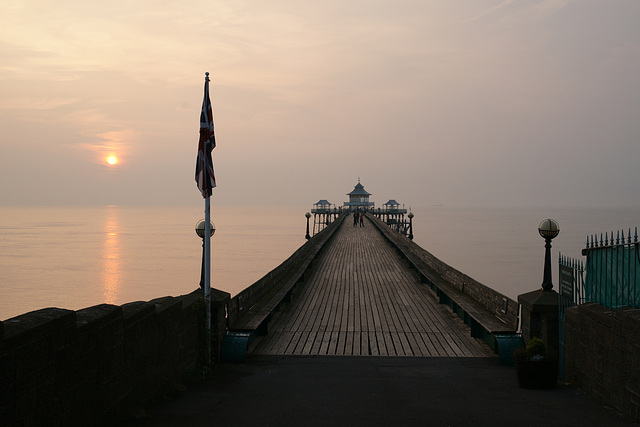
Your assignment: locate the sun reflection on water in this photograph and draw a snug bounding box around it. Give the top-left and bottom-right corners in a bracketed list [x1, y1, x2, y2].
[101, 206, 121, 304]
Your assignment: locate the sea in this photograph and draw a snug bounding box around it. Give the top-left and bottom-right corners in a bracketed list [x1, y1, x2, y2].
[1, 205, 638, 321]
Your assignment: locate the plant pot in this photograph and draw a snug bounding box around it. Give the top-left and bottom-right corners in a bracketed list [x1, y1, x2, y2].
[516, 359, 558, 389]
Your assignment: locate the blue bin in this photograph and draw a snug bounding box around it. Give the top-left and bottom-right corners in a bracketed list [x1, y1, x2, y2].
[494, 334, 524, 366]
[221, 332, 252, 362]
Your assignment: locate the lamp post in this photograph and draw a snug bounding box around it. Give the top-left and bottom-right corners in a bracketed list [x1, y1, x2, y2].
[538, 219, 559, 291]
[195, 219, 215, 289]
[408, 211, 414, 240]
[305, 212, 311, 240]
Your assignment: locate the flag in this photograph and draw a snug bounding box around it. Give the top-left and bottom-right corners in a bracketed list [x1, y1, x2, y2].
[195, 72, 216, 198]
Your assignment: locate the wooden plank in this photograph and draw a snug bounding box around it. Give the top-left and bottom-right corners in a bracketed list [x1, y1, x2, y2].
[397, 332, 413, 356]
[291, 331, 309, 355]
[328, 331, 340, 355]
[345, 331, 354, 355]
[408, 332, 430, 356]
[336, 330, 347, 356]
[301, 331, 317, 355]
[356, 331, 366, 356]
[310, 330, 324, 355]
[285, 331, 304, 354]
[422, 332, 448, 356]
[318, 331, 333, 355]
[271, 331, 294, 355]
[368, 332, 379, 356]
[379, 332, 392, 356]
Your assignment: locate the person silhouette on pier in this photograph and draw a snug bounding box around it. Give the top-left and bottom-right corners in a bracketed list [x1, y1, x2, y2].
[353, 210, 358, 227]
[359, 212, 364, 227]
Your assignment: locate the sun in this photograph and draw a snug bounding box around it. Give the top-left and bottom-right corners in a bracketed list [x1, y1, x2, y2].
[107, 156, 118, 165]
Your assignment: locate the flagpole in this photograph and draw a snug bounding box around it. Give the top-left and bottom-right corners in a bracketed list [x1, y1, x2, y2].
[203, 73, 212, 362]
[204, 195, 212, 362]
[196, 71, 216, 363]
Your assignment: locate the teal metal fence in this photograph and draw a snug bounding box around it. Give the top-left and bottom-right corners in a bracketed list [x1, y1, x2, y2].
[582, 227, 640, 309]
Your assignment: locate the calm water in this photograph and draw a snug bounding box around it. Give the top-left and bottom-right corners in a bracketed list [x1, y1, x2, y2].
[1, 205, 638, 320]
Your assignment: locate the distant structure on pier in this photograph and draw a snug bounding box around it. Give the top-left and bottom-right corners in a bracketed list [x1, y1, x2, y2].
[374, 199, 409, 234]
[344, 178, 374, 210]
[310, 199, 341, 235]
[309, 179, 413, 239]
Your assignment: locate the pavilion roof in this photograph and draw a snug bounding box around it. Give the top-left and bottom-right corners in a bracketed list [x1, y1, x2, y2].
[346, 182, 371, 196]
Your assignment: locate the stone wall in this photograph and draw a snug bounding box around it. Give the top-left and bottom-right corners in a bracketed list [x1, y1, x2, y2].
[0, 288, 229, 427]
[565, 303, 640, 421]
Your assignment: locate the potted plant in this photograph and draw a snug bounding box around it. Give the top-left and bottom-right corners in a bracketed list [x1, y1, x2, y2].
[514, 337, 558, 389]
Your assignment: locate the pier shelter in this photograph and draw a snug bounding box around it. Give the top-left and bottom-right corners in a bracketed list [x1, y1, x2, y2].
[344, 179, 374, 210]
[372, 199, 410, 236]
[310, 199, 340, 235]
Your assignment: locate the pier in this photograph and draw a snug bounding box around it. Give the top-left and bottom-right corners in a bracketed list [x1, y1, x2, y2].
[223, 210, 520, 362]
[251, 214, 493, 357]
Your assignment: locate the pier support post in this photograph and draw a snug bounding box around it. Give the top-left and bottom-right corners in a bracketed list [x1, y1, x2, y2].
[408, 212, 414, 240]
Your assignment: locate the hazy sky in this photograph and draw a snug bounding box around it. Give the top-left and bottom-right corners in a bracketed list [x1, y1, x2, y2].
[1, 1, 639, 208]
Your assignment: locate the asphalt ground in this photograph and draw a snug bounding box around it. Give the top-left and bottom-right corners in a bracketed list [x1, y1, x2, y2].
[129, 355, 635, 427]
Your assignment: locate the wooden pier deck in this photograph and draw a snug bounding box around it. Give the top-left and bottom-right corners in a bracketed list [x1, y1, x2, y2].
[251, 217, 495, 357]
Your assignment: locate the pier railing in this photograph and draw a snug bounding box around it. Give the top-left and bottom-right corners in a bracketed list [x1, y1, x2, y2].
[369, 208, 411, 237]
[227, 213, 346, 329]
[310, 207, 342, 214]
[366, 213, 519, 352]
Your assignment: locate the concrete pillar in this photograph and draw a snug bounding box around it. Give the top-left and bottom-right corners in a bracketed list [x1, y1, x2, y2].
[518, 289, 559, 356]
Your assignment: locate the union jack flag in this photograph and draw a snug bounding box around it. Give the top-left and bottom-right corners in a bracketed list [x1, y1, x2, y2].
[195, 72, 216, 198]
